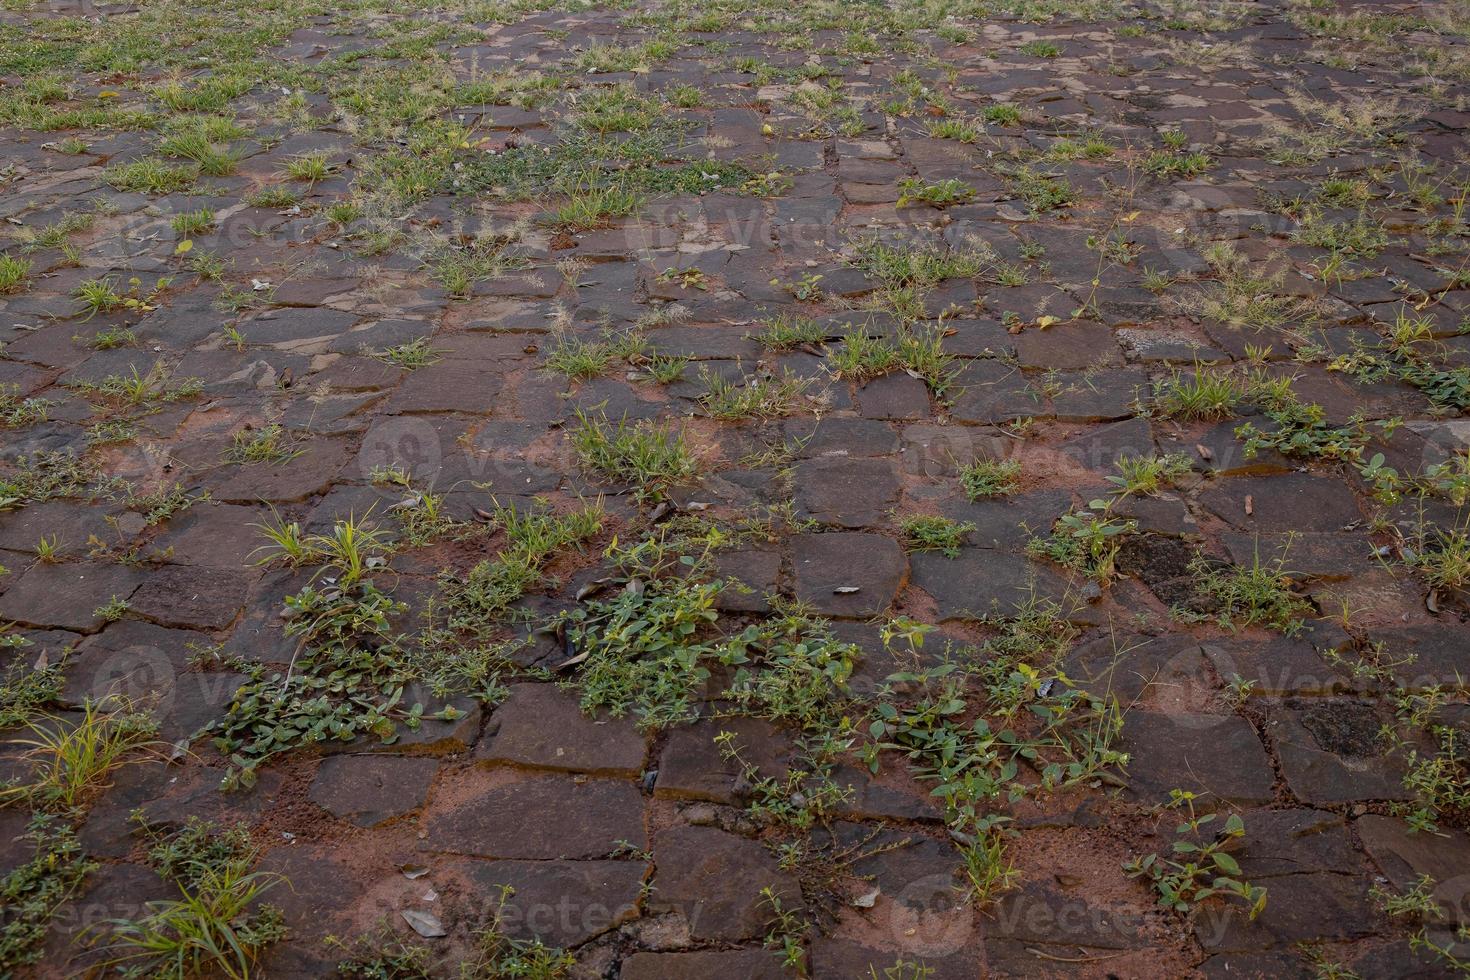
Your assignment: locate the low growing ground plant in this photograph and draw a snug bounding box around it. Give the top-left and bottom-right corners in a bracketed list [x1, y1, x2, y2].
[1124, 790, 1267, 919]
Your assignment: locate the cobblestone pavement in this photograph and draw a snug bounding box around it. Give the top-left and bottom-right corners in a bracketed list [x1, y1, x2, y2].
[1, 0, 1469, 977]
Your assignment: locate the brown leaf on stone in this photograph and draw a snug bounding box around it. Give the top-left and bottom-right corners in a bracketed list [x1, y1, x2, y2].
[401, 909, 445, 938]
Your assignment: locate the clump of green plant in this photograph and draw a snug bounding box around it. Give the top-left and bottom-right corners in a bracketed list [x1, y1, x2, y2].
[1003, 166, 1077, 213]
[1372, 872, 1443, 921]
[156, 117, 245, 177]
[563, 567, 723, 730]
[18, 212, 93, 253]
[865, 621, 1126, 903]
[1175, 545, 1312, 635]
[721, 607, 861, 734]
[983, 103, 1022, 126]
[1144, 149, 1212, 179]
[249, 511, 316, 568]
[0, 255, 32, 295]
[827, 329, 901, 383]
[104, 158, 196, 194]
[851, 235, 993, 291]
[70, 362, 201, 409]
[209, 572, 454, 790]
[0, 450, 117, 511]
[0, 698, 159, 811]
[900, 514, 975, 558]
[1124, 790, 1267, 919]
[1329, 309, 1470, 416]
[1233, 387, 1380, 463]
[308, 513, 396, 588]
[331, 885, 574, 979]
[0, 814, 95, 973]
[750, 312, 825, 352]
[0, 654, 63, 730]
[1404, 524, 1470, 594]
[126, 481, 205, 528]
[0, 384, 53, 428]
[1291, 208, 1389, 259]
[80, 325, 139, 350]
[74, 275, 169, 320]
[547, 176, 640, 231]
[91, 817, 286, 980]
[284, 151, 335, 183]
[1378, 871, 1470, 974]
[543, 330, 645, 381]
[760, 887, 808, 974]
[568, 409, 701, 499]
[896, 177, 973, 208]
[444, 502, 604, 630]
[960, 458, 1021, 499]
[698, 367, 813, 419]
[1108, 454, 1192, 498]
[1184, 243, 1316, 332]
[1020, 39, 1061, 57]
[1390, 721, 1470, 833]
[896, 325, 962, 399]
[244, 185, 297, 209]
[560, 528, 860, 734]
[370, 337, 442, 369]
[170, 208, 214, 237]
[927, 118, 980, 142]
[1150, 365, 1241, 420]
[224, 424, 302, 465]
[424, 235, 527, 299]
[1027, 501, 1136, 583]
[329, 926, 435, 979]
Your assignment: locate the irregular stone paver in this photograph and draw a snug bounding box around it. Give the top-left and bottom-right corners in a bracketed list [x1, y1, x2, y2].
[1358, 816, 1470, 927]
[791, 531, 906, 618]
[794, 457, 901, 528]
[1194, 871, 1377, 952]
[425, 776, 645, 860]
[910, 548, 1069, 619]
[650, 826, 801, 942]
[1271, 700, 1410, 804]
[464, 859, 646, 946]
[1120, 711, 1275, 805]
[127, 564, 252, 630]
[654, 716, 791, 804]
[620, 950, 788, 979]
[308, 755, 438, 827]
[0, 561, 146, 632]
[476, 683, 646, 775]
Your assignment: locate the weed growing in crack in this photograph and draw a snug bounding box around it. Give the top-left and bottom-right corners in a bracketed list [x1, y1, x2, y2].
[1149, 364, 1241, 420]
[0, 815, 94, 972]
[1124, 790, 1267, 919]
[960, 458, 1021, 499]
[750, 312, 826, 352]
[0, 698, 160, 811]
[91, 817, 286, 980]
[224, 423, 302, 465]
[1174, 544, 1312, 635]
[698, 366, 814, 420]
[442, 501, 604, 630]
[1026, 501, 1136, 583]
[569, 409, 702, 500]
[899, 514, 975, 558]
